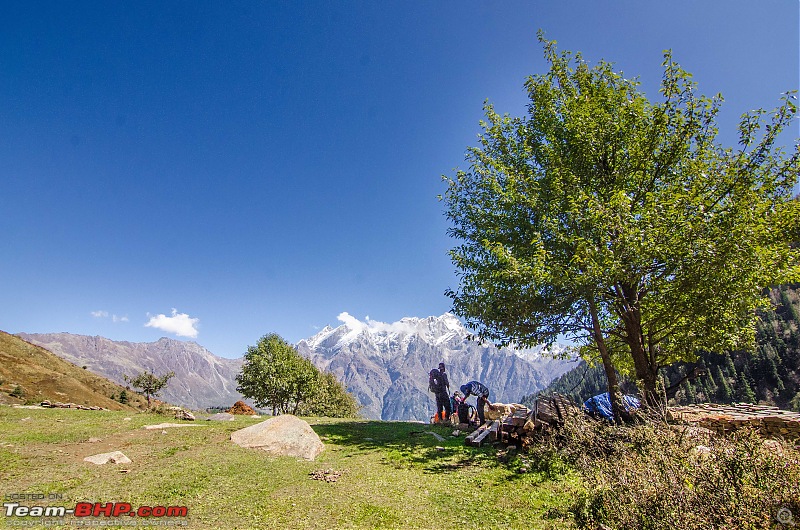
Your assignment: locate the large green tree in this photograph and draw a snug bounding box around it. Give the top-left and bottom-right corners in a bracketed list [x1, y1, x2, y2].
[443, 34, 799, 419]
[297, 371, 361, 418]
[237, 333, 359, 417]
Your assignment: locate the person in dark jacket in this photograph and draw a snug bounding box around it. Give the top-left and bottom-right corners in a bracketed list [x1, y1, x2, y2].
[460, 380, 491, 426]
[434, 363, 451, 422]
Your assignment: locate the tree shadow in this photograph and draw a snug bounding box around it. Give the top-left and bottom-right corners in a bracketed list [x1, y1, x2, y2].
[309, 419, 532, 477]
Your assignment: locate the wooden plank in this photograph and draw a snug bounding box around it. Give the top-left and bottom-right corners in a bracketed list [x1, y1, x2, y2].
[472, 420, 499, 447]
[465, 423, 488, 446]
[464, 420, 501, 447]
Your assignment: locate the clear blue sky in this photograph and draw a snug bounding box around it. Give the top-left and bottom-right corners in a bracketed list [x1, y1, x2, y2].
[2, 1, 798, 358]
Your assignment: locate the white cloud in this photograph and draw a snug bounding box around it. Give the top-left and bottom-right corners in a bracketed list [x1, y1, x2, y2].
[92, 310, 129, 323]
[145, 308, 199, 338]
[336, 312, 422, 336]
[337, 312, 366, 333]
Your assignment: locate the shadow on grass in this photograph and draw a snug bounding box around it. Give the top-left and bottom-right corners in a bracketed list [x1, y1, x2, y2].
[309, 419, 535, 478]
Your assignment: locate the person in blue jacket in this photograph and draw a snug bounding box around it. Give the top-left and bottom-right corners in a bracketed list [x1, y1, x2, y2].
[460, 380, 492, 426]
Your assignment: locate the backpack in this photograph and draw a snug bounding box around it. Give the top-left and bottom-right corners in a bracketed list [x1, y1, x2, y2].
[457, 401, 474, 424]
[428, 369, 441, 393]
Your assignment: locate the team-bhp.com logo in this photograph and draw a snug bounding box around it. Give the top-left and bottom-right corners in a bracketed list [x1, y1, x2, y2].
[4, 501, 188, 526]
[777, 505, 796, 527]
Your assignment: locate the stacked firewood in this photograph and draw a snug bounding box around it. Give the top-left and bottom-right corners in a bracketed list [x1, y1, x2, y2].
[497, 395, 579, 446]
[668, 403, 800, 439]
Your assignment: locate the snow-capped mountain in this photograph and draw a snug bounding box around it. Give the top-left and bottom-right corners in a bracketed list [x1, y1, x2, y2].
[17, 313, 574, 419]
[296, 312, 574, 421]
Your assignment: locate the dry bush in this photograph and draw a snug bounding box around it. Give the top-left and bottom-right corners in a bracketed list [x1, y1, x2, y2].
[526, 414, 800, 529]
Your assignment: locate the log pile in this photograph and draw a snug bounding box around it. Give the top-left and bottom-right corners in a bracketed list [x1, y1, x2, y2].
[464, 395, 581, 447]
[668, 403, 800, 439]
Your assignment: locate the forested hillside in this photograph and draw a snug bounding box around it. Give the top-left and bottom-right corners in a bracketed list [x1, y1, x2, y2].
[523, 284, 800, 411]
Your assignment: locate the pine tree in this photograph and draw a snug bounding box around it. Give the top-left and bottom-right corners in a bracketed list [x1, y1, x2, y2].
[715, 365, 732, 403]
[734, 371, 756, 403]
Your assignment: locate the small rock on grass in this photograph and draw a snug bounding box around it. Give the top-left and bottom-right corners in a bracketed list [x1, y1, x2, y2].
[84, 451, 131, 465]
[142, 423, 205, 430]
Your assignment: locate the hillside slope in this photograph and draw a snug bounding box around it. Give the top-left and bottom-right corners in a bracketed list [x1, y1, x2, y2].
[16, 333, 244, 410]
[0, 331, 146, 410]
[525, 284, 800, 411]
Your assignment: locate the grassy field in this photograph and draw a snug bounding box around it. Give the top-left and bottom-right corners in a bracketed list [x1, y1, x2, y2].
[0, 406, 579, 529]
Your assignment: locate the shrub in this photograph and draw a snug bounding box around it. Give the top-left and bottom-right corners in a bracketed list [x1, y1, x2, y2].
[524, 414, 800, 529]
[9, 385, 24, 398]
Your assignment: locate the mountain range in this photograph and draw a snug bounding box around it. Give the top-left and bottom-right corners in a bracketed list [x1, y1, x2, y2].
[0, 330, 146, 410]
[16, 333, 244, 410]
[17, 313, 574, 420]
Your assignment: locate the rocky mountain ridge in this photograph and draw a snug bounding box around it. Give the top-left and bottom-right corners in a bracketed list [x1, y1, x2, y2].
[296, 313, 573, 420]
[17, 333, 244, 410]
[18, 313, 574, 419]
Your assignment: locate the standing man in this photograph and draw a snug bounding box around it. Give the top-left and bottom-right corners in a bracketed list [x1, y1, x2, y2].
[436, 362, 451, 422]
[460, 380, 491, 426]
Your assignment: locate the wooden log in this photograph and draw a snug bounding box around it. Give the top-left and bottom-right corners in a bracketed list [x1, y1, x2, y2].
[465, 420, 500, 447]
[465, 423, 489, 446]
[509, 409, 529, 427]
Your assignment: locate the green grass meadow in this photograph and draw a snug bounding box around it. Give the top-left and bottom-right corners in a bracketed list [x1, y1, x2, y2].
[0, 407, 579, 529]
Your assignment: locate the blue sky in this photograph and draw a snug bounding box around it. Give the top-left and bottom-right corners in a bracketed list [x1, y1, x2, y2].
[2, 1, 798, 358]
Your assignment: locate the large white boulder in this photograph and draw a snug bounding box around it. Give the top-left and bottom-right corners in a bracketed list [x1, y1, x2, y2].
[230, 415, 324, 461]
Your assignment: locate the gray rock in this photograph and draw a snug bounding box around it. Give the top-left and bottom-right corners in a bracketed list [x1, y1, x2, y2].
[207, 413, 235, 421]
[174, 409, 196, 421]
[230, 415, 324, 461]
[427, 431, 446, 442]
[84, 451, 131, 465]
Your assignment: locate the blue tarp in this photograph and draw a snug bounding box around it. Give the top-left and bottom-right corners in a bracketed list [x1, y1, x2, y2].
[583, 392, 641, 420]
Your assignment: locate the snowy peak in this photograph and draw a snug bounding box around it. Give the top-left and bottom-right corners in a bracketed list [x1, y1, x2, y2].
[299, 312, 468, 351]
[295, 312, 574, 420]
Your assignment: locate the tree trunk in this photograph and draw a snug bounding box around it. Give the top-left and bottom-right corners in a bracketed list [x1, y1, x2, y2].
[588, 297, 626, 424]
[616, 283, 659, 406]
[620, 314, 659, 406]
